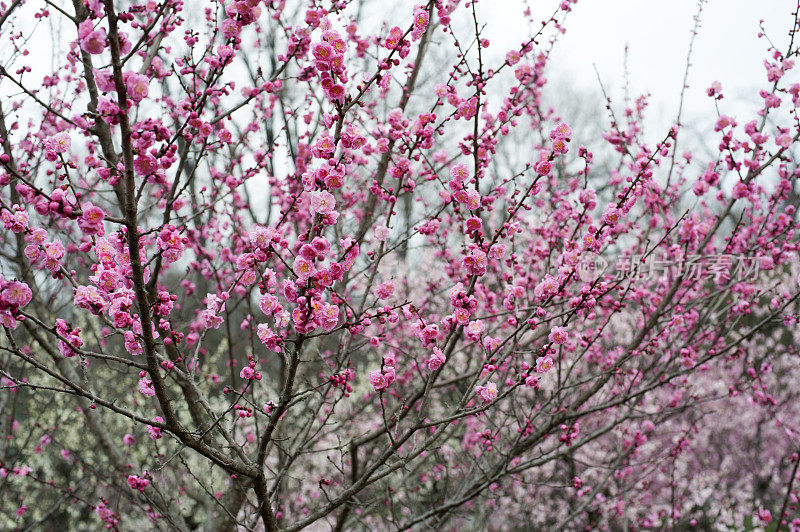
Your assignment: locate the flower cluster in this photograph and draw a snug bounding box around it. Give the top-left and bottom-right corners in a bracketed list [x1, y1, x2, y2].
[369, 354, 397, 392]
[475, 382, 498, 403]
[3, 1, 800, 530]
[147, 417, 164, 440]
[0, 278, 31, 329]
[55, 319, 83, 358]
[126, 474, 150, 492]
[42, 132, 70, 161]
[239, 354, 263, 381]
[310, 25, 349, 103]
[78, 20, 107, 55]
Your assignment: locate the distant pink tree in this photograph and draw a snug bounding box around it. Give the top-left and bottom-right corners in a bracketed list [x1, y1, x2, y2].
[1, 0, 800, 529]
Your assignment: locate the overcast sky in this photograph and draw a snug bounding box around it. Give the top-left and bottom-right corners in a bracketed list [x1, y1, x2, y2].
[486, 0, 798, 131]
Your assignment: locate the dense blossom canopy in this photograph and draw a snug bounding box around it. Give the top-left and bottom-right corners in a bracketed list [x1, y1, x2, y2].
[1, 0, 800, 529]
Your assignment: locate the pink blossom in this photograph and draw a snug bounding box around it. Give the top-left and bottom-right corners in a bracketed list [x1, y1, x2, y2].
[755, 508, 771, 524]
[535, 275, 559, 300]
[1, 281, 32, 308]
[74, 285, 108, 314]
[293, 256, 316, 279]
[373, 224, 390, 241]
[534, 159, 552, 176]
[369, 366, 395, 392]
[411, 4, 429, 40]
[124, 72, 150, 102]
[732, 182, 750, 199]
[257, 324, 283, 352]
[462, 248, 488, 276]
[127, 474, 150, 492]
[147, 417, 164, 440]
[601, 204, 621, 226]
[714, 115, 736, 132]
[220, 18, 240, 39]
[374, 281, 394, 300]
[78, 21, 106, 54]
[45, 240, 65, 260]
[1, 209, 28, 233]
[138, 377, 155, 396]
[548, 326, 568, 344]
[124, 330, 143, 355]
[309, 190, 336, 215]
[475, 382, 498, 402]
[464, 320, 485, 341]
[44, 131, 71, 154]
[550, 122, 572, 140]
[450, 163, 470, 182]
[81, 204, 105, 224]
[506, 50, 521, 65]
[134, 153, 159, 176]
[427, 347, 446, 370]
[536, 356, 554, 373]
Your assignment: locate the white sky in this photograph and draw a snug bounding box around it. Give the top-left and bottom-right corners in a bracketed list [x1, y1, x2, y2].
[487, 0, 798, 130]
